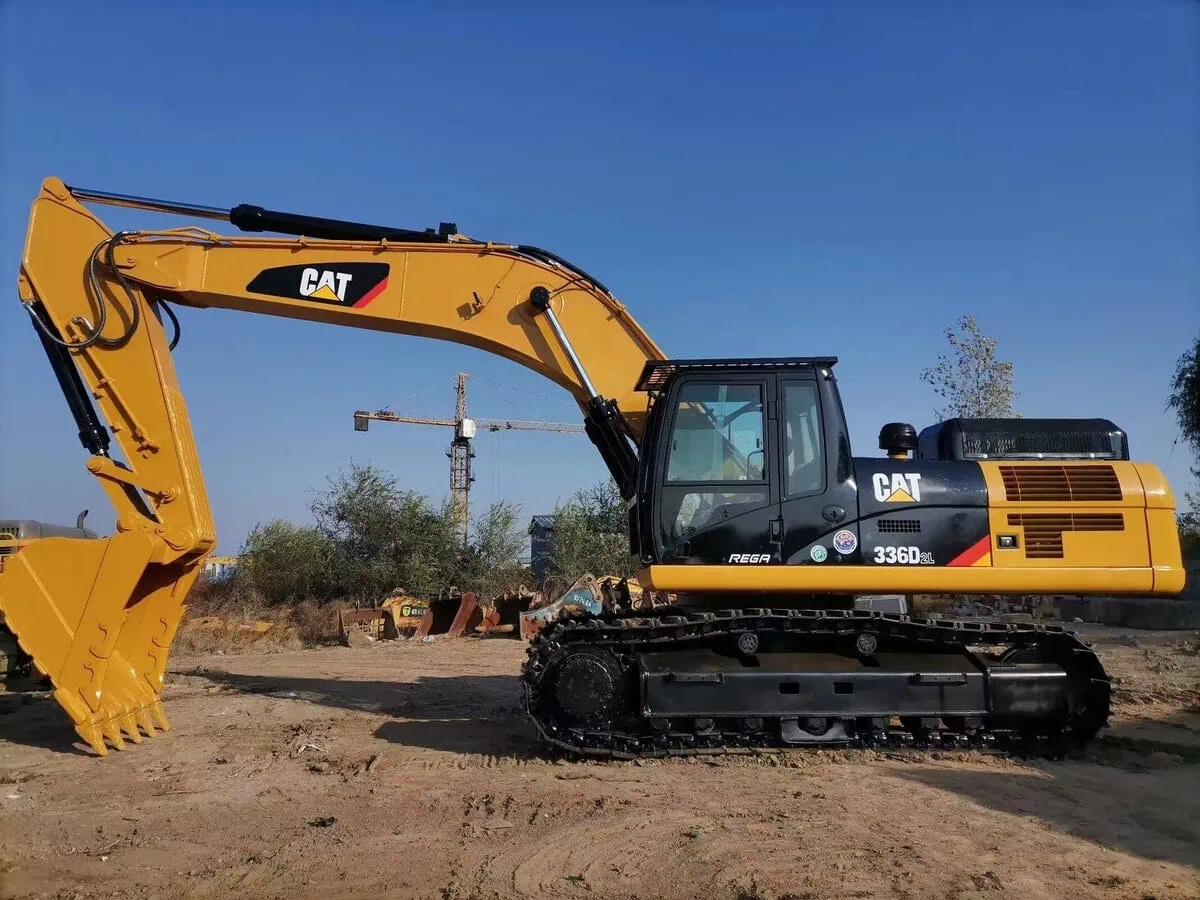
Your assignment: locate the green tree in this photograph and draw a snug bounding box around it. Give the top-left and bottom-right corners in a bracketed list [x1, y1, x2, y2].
[237, 518, 334, 604]
[1167, 332, 1200, 559]
[920, 315, 1019, 419]
[458, 499, 531, 597]
[310, 461, 460, 601]
[548, 479, 634, 581]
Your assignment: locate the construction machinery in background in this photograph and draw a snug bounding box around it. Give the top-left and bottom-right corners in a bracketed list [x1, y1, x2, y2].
[1, 513, 96, 682]
[338, 588, 431, 644]
[338, 575, 669, 646]
[354, 372, 585, 546]
[2, 177, 1185, 758]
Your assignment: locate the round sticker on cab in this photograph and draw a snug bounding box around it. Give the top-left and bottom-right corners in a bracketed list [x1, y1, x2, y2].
[809, 545, 828, 563]
[832, 529, 858, 555]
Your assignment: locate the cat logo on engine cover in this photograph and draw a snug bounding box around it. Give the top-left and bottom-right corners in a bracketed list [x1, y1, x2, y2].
[872, 472, 922, 503]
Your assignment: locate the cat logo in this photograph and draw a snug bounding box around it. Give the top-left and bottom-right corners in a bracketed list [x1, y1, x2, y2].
[300, 268, 353, 303]
[246, 262, 390, 308]
[872, 472, 922, 503]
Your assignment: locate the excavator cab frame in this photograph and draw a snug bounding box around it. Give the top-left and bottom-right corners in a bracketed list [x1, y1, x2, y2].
[633, 357, 856, 588]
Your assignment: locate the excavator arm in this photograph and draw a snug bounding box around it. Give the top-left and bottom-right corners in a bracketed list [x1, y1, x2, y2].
[6, 177, 663, 755]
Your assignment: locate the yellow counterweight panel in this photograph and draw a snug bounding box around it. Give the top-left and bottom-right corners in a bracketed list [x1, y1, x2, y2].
[1134, 462, 1186, 593]
[980, 461, 1154, 572]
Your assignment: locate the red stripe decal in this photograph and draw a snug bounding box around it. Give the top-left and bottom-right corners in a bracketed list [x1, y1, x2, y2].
[354, 277, 389, 308]
[947, 535, 991, 567]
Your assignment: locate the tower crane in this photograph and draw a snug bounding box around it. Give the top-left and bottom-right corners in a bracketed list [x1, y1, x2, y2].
[353, 372, 585, 546]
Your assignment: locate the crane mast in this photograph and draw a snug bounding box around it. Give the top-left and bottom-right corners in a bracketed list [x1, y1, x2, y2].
[353, 372, 585, 545]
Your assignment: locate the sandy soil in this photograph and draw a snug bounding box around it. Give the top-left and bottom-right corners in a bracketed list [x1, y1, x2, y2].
[1, 628, 1198, 900]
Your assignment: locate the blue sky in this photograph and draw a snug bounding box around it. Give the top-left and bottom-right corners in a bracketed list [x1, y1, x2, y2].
[1, 1, 1196, 554]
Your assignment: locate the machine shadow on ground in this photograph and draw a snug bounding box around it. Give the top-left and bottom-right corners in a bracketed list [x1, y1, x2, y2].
[0, 692, 86, 756]
[892, 761, 1200, 870]
[175, 667, 547, 759]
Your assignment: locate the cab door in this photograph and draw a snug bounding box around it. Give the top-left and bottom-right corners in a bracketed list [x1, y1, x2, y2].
[777, 372, 861, 565]
[651, 373, 781, 565]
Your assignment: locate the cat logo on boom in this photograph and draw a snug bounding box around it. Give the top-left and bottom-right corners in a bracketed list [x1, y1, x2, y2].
[300, 268, 353, 303]
[245, 262, 390, 308]
[872, 472, 922, 503]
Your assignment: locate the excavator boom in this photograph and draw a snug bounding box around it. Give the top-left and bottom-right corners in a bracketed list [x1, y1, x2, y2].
[7, 177, 661, 755]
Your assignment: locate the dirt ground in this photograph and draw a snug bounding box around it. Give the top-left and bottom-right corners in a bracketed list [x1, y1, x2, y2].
[2, 627, 1198, 900]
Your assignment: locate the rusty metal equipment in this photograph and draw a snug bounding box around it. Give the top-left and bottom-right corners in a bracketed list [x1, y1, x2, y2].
[476, 586, 537, 638]
[517, 573, 676, 639]
[414, 588, 483, 639]
[338, 589, 430, 645]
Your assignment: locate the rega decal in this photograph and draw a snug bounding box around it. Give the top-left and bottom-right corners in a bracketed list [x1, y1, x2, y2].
[246, 262, 390, 308]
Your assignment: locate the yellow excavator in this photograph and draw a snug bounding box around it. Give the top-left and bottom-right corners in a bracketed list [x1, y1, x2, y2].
[2, 177, 1184, 758]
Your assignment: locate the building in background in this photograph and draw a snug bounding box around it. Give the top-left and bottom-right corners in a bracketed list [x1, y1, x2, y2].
[203, 555, 239, 582]
[528, 515, 556, 586]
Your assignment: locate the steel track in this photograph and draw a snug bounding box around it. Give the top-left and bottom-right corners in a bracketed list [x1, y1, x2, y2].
[520, 608, 1111, 759]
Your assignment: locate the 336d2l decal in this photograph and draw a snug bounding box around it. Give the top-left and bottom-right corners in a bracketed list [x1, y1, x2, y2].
[873, 545, 934, 565]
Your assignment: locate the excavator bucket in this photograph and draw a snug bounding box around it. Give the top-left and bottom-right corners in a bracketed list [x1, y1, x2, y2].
[415, 590, 482, 638]
[337, 607, 390, 645]
[0, 534, 199, 756]
[475, 587, 532, 637]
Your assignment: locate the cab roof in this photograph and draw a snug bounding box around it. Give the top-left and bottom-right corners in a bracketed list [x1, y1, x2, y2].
[634, 357, 839, 392]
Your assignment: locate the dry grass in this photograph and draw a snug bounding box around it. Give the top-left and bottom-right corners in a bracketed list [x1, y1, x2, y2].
[177, 575, 343, 655]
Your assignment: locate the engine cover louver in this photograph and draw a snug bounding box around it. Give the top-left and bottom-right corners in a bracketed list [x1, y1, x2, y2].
[999, 465, 1122, 502]
[1007, 513, 1125, 558]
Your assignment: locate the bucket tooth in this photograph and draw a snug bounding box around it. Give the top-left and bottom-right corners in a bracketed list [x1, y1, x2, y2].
[101, 717, 126, 752]
[75, 722, 108, 757]
[136, 706, 158, 737]
[118, 706, 143, 743]
[150, 701, 171, 732]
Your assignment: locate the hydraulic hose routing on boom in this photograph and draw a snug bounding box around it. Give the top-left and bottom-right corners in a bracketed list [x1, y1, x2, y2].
[2, 176, 1184, 759]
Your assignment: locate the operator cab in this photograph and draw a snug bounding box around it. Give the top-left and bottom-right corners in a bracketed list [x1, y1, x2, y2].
[632, 357, 857, 573]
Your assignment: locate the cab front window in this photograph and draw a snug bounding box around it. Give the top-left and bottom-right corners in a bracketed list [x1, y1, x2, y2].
[665, 382, 765, 483]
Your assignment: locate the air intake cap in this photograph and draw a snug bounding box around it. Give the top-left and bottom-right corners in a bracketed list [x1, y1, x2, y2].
[879, 422, 918, 457]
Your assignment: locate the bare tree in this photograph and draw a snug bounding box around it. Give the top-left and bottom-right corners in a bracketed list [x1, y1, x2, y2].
[920, 315, 1019, 419]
